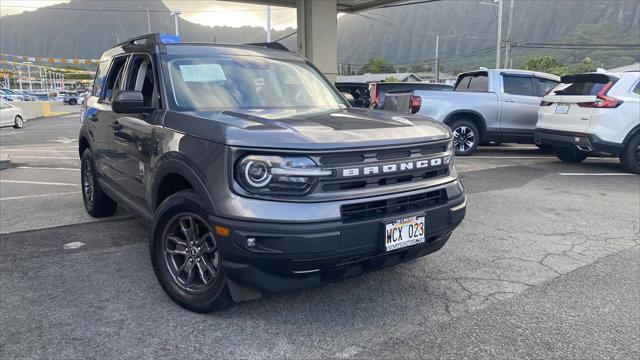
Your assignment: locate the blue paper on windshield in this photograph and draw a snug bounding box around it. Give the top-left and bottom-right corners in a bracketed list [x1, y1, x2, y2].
[179, 64, 226, 82]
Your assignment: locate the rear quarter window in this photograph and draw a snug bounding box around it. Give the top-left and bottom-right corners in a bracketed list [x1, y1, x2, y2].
[455, 72, 488, 92]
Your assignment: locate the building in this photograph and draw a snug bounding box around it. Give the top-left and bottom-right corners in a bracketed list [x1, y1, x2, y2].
[336, 72, 422, 83]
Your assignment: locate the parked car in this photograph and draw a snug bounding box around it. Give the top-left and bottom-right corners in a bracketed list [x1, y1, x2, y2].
[335, 82, 372, 108]
[80, 33, 466, 313]
[3, 88, 37, 101]
[370, 82, 453, 110]
[0, 100, 25, 128]
[534, 71, 640, 174]
[63, 92, 87, 105]
[384, 69, 560, 155]
[0, 88, 25, 102]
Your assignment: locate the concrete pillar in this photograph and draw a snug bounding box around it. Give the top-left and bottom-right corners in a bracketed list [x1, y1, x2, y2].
[296, 0, 337, 82]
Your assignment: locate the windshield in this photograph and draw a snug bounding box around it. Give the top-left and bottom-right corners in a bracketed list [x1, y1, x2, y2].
[163, 55, 345, 111]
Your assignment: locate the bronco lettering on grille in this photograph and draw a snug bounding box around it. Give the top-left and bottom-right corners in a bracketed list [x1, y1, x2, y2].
[338, 156, 450, 178]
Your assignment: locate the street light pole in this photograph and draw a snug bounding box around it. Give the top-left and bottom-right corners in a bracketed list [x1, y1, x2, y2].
[495, 0, 503, 69]
[25, 62, 33, 92]
[170, 10, 181, 36]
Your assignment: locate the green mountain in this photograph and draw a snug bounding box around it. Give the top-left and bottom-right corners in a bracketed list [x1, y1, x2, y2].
[337, 0, 640, 72]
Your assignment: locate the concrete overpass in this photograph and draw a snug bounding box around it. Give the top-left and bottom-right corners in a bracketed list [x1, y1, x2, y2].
[222, 0, 406, 81]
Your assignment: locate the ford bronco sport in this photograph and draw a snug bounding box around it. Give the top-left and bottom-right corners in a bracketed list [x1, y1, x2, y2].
[79, 34, 466, 312]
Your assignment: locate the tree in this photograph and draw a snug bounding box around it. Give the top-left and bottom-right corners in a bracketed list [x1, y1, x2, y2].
[384, 76, 400, 82]
[575, 57, 596, 73]
[360, 57, 395, 74]
[520, 55, 569, 76]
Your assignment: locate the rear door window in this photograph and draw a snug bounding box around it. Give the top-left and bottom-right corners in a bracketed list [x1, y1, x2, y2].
[455, 72, 488, 92]
[503, 76, 534, 96]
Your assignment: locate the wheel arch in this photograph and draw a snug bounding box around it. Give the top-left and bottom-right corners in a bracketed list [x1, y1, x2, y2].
[622, 123, 640, 145]
[151, 157, 216, 216]
[443, 110, 487, 139]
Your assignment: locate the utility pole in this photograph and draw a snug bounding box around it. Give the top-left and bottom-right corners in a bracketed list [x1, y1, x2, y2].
[146, 9, 151, 34]
[170, 10, 181, 36]
[435, 35, 440, 83]
[495, 0, 503, 69]
[266, 5, 272, 42]
[504, 0, 514, 68]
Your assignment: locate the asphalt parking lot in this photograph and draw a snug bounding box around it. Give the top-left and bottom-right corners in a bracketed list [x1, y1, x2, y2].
[1, 114, 638, 359]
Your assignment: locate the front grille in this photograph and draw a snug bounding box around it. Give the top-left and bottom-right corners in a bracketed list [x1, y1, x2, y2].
[312, 141, 451, 194]
[340, 189, 447, 222]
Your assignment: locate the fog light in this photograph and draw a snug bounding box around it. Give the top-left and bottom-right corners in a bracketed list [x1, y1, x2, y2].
[247, 237, 257, 248]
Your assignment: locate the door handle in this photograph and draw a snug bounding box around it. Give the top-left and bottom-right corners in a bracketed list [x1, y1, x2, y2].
[111, 121, 123, 131]
[504, 100, 516, 103]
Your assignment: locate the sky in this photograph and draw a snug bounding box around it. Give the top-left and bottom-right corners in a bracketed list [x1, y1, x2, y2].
[0, 0, 299, 30]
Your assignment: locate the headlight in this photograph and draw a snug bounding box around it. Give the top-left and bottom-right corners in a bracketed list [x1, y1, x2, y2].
[235, 155, 331, 195]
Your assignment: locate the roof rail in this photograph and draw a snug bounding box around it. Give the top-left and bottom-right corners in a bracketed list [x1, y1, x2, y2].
[245, 42, 289, 52]
[115, 33, 163, 48]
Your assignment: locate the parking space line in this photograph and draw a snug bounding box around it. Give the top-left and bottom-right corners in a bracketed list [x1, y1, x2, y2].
[15, 166, 80, 171]
[2, 149, 78, 153]
[0, 180, 79, 186]
[559, 173, 634, 176]
[9, 156, 78, 160]
[0, 191, 81, 201]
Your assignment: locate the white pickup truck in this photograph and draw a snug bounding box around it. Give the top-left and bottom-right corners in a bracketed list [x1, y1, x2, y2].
[384, 69, 560, 155]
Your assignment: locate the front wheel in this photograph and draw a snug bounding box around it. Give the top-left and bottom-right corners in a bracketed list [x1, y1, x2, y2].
[449, 119, 479, 156]
[81, 149, 117, 217]
[69, 98, 77, 105]
[620, 133, 640, 174]
[554, 148, 588, 163]
[151, 190, 232, 313]
[13, 115, 23, 129]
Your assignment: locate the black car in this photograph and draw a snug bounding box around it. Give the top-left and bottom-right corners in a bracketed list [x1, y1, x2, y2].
[79, 33, 466, 312]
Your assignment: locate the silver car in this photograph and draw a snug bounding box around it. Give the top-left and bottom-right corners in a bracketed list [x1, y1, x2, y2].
[0, 101, 26, 129]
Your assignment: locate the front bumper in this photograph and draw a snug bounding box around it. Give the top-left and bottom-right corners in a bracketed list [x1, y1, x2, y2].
[209, 183, 466, 293]
[534, 128, 625, 156]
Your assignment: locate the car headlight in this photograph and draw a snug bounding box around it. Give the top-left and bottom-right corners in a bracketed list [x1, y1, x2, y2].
[235, 155, 331, 195]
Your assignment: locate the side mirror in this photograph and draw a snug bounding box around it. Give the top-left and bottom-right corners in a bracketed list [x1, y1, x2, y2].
[341, 92, 355, 102]
[112, 90, 151, 114]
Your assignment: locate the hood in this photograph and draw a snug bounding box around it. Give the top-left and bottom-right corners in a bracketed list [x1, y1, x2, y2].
[162, 107, 451, 150]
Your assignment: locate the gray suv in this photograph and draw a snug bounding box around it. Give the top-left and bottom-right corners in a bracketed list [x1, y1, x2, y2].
[79, 34, 466, 312]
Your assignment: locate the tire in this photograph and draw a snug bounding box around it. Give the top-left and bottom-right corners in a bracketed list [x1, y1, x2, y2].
[150, 190, 232, 313]
[449, 119, 480, 156]
[69, 98, 77, 106]
[620, 133, 640, 174]
[554, 148, 588, 163]
[81, 149, 117, 217]
[13, 115, 23, 129]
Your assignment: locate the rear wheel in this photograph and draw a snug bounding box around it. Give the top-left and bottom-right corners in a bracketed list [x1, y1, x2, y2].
[449, 119, 479, 156]
[13, 115, 23, 129]
[81, 149, 117, 217]
[554, 148, 588, 163]
[620, 133, 640, 174]
[69, 98, 77, 105]
[151, 190, 232, 313]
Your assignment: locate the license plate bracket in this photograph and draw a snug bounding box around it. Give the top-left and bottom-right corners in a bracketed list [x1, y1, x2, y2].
[384, 215, 426, 252]
[555, 103, 570, 114]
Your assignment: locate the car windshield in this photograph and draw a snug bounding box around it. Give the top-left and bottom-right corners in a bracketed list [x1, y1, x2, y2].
[163, 55, 345, 111]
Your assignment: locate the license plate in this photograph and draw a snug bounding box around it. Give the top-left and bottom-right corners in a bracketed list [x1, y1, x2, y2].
[384, 216, 426, 252]
[555, 104, 570, 114]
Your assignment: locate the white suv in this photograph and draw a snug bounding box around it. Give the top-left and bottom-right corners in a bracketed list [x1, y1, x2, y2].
[534, 71, 640, 174]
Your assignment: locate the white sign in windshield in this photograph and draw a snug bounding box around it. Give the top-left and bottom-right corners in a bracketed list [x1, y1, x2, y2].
[179, 64, 227, 82]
